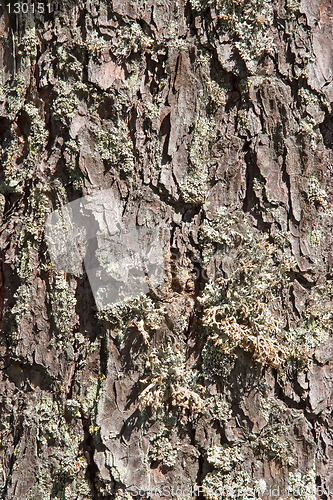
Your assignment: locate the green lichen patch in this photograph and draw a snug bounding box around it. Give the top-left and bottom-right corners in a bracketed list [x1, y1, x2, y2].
[86, 31, 109, 57]
[255, 423, 295, 467]
[149, 435, 180, 468]
[91, 121, 135, 176]
[9, 284, 32, 342]
[180, 117, 215, 204]
[2, 104, 48, 194]
[22, 395, 91, 499]
[190, 0, 274, 72]
[207, 444, 244, 472]
[114, 23, 154, 60]
[63, 139, 84, 192]
[202, 470, 264, 500]
[307, 176, 327, 208]
[200, 232, 290, 367]
[199, 207, 247, 262]
[287, 467, 317, 500]
[194, 51, 228, 108]
[138, 343, 205, 419]
[52, 81, 78, 124]
[98, 295, 165, 344]
[56, 44, 84, 75]
[80, 375, 99, 419]
[49, 272, 77, 337]
[19, 27, 38, 59]
[198, 212, 333, 369]
[2, 71, 27, 118]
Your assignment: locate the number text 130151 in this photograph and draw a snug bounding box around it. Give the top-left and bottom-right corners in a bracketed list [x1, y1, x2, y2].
[6, 3, 54, 14]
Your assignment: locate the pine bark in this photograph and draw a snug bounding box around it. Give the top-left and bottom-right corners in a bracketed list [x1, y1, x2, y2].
[0, 0, 333, 498]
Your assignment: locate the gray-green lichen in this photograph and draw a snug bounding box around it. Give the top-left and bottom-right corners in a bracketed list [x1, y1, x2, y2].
[92, 121, 135, 176]
[98, 295, 165, 344]
[19, 26, 38, 59]
[202, 470, 266, 500]
[256, 423, 295, 467]
[180, 116, 215, 203]
[138, 343, 205, 419]
[287, 467, 316, 500]
[207, 444, 244, 472]
[114, 23, 153, 60]
[307, 176, 327, 208]
[2, 103, 47, 194]
[190, 0, 274, 72]
[149, 435, 180, 467]
[33, 396, 89, 499]
[198, 211, 333, 369]
[52, 81, 78, 123]
[49, 272, 77, 338]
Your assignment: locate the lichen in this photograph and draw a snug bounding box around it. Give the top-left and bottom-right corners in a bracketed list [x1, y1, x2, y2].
[149, 435, 180, 467]
[17, 393, 92, 499]
[0, 193, 5, 221]
[287, 467, 317, 500]
[56, 45, 84, 74]
[14, 185, 50, 283]
[194, 50, 227, 107]
[198, 211, 332, 368]
[138, 343, 205, 419]
[298, 119, 321, 149]
[63, 139, 84, 191]
[180, 116, 215, 203]
[256, 423, 296, 467]
[3, 71, 27, 118]
[199, 232, 289, 367]
[10, 284, 32, 341]
[309, 229, 321, 249]
[19, 27, 38, 59]
[86, 31, 109, 57]
[190, 0, 274, 72]
[114, 23, 153, 59]
[80, 376, 99, 419]
[286, 0, 300, 12]
[199, 207, 246, 258]
[207, 395, 232, 423]
[2, 104, 47, 194]
[49, 272, 77, 337]
[92, 121, 135, 176]
[52, 81, 78, 123]
[207, 445, 244, 472]
[202, 470, 261, 500]
[25, 103, 49, 164]
[307, 176, 327, 208]
[98, 295, 165, 344]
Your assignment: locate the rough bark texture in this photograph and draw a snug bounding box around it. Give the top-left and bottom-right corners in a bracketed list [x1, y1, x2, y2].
[0, 0, 333, 498]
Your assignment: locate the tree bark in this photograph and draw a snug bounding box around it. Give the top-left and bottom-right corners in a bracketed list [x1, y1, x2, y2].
[0, 0, 333, 498]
